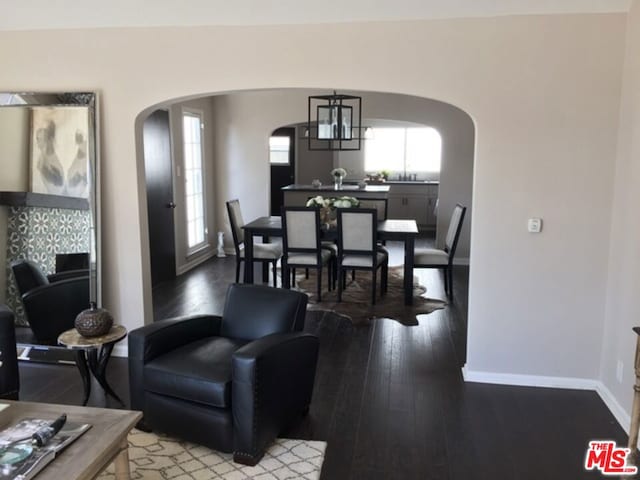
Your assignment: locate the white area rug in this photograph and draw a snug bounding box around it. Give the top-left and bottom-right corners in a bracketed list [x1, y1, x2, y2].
[98, 429, 326, 480]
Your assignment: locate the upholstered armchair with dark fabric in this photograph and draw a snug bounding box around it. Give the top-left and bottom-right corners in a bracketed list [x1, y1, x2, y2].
[11, 259, 89, 344]
[128, 284, 318, 466]
[0, 305, 20, 400]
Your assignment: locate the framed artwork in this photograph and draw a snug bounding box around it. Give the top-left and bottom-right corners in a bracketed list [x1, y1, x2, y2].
[30, 106, 90, 198]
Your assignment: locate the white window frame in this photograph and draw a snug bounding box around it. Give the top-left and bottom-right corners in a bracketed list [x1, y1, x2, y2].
[182, 109, 208, 255]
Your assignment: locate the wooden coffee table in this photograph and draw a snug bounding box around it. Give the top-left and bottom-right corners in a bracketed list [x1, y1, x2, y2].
[0, 400, 141, 479]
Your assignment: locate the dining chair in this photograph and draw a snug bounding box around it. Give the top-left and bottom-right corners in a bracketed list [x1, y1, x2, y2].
[337, 208, 388, 305]
[281, 206, 335, 301]
[226, 199, 282, 287]
[357, 197, 388, 220]
[414, 203, 466, 300]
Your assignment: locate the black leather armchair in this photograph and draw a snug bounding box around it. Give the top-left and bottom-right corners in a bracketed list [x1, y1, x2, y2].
[11, 259, 89, 344]
[0, 305, 19, 400]
[128, 284, 318, 466]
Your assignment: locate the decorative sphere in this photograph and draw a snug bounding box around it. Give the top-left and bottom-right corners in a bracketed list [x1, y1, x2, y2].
[75, 302, 113, 337]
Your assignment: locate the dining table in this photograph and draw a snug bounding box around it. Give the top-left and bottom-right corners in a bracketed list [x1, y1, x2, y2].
[242, 216, 419, 305]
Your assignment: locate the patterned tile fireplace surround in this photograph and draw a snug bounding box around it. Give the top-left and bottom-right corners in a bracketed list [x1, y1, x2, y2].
[4, 205, 90, 326]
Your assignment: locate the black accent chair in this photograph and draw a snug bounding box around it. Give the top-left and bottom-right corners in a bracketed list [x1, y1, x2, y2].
[11, 259, 89, 344]
[0, 305, 20, 400]
[128, 284, 318, 466]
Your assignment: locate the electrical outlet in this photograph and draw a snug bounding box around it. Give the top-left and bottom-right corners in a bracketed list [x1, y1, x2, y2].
[617, 360, 624, 383]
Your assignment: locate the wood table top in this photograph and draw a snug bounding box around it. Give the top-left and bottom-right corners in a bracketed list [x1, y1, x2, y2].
[58, 325, 127, 349]
[0, 400, 141, 480]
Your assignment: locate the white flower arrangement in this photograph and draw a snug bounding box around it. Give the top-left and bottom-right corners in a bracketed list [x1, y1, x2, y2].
[331, 167, 347, 179]
[305, 195, 360, 209]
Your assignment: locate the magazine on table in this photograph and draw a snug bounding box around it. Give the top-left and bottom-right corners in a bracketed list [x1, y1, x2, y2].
[0, 417, 91, 479]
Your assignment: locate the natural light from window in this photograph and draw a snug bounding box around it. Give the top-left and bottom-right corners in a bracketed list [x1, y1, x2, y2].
[365, 127, 441, 174]
[183, 112, 207, 250]
[269, 136, 290, 164]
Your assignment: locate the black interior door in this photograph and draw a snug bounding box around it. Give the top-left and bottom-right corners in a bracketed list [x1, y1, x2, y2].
[270, 127, 295, 215]
[144, 109, 176, 286]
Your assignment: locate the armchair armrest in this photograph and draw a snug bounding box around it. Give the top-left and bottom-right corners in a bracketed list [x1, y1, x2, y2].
[128, 315, 222, 413]
[128, 315, 222, 364]
[231, 332, 319, 465]
[47, 269, 89, 283]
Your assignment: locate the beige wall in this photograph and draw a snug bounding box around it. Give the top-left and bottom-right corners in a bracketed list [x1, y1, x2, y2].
[0, 15, 625, 399]
[601, 0, 640, 425]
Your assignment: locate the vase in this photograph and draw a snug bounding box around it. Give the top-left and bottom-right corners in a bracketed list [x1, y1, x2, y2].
[75, 302, 114, 337]
[334, 176, 343, 190]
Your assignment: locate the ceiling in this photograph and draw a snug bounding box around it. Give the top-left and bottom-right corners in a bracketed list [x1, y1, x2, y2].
[1, 0, 631, 31]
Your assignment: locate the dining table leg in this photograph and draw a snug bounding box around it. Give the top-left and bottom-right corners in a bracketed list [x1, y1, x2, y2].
[404, 236, 415, 305]
[244, 232, 254, 283]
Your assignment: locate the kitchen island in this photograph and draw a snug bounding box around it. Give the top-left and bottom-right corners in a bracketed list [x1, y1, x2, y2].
[282, 184, 390, 206]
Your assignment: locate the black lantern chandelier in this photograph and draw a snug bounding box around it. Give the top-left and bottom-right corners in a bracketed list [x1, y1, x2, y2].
[307, 91, 362, 151]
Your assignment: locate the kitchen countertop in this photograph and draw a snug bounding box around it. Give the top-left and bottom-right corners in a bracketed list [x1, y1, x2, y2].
[282, 184, 390, 193]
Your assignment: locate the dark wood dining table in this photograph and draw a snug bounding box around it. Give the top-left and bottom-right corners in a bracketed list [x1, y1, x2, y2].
[242, 216, 419, 305]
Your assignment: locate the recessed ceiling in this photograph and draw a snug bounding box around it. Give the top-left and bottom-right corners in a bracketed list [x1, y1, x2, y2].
[1, 0, 630, 31]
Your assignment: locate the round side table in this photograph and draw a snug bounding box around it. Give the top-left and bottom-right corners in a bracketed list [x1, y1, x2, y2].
[58, 325, 127, 407]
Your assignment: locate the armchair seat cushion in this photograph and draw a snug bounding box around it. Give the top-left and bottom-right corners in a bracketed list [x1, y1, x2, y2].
[287, 249, 332, 266]
[238, 242, 282, 260]
[414, 248, 449, 266]
[145, 336, 248, 408]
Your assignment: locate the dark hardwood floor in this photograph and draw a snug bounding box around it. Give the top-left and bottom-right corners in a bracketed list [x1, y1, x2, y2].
[18, 235, 629, 479]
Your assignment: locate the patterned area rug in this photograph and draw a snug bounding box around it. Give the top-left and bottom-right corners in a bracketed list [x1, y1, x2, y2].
[99, 430, 326, 480]
[295, 266, 446, 326]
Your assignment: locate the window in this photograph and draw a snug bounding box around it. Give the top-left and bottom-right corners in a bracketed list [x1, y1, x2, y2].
[269, 136, 290, 164]
[364, 127, 441, 175]
[183, 112, 207, 251]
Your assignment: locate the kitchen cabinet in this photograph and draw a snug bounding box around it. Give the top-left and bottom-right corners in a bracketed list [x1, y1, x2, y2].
[387, 183, 439, 230]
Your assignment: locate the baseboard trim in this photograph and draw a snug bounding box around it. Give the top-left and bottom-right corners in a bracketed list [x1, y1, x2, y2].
[462, 368, 598, 390]
[595, 382, 631, 434]
[176, 249, 215, 276]
[462, 368, 630, 432]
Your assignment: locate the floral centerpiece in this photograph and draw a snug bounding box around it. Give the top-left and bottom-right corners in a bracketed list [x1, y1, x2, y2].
[306, 195, 360, 226]
[331, 167, 347, 189]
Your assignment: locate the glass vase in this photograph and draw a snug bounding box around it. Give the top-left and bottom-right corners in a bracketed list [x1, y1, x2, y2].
[334, 176, 343, 190]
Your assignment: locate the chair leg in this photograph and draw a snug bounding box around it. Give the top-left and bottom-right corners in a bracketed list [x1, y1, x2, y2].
[235, 259, 241, 284]
[317, 267, 322, 302]
[381, 261, 388, 296]
[448, 267, 454, 301]
[337, 266, 343, 302]
[352, 269, 356, 281]
[305, 268, 309, 279]
[272, 261, 278, 288]
[371, 269, 377, 305]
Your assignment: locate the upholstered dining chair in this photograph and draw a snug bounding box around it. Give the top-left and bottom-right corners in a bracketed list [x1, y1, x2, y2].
[414, 203, 466, 300]
[226, 199, 282, 287]
[281, 206, 335, 301]
[336, 208, 388, 305]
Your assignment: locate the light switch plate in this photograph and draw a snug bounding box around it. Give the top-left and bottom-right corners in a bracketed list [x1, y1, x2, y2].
[528, 218, 542, 233]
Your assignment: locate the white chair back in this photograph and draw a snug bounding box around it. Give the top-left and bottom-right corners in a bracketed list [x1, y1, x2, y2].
[285, 210, 318, 249]
[445, 204, 465, 252]
[340, 209, 375, 252]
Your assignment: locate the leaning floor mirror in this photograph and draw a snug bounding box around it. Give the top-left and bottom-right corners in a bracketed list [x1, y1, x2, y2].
[0, 92, 99, 361]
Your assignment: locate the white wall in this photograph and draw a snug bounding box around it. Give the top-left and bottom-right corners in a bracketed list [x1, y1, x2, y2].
[0, 14, 625, 385]
[600, 0, 640, 426]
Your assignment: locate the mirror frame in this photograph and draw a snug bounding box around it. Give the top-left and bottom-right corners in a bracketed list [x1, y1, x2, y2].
[0, 92, 101, 307]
